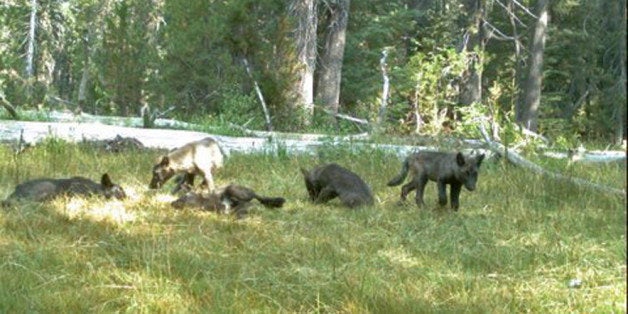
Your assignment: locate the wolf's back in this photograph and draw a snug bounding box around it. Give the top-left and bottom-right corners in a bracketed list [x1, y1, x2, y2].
[387, 156, 410, 186]
[6, 179, 61, 202]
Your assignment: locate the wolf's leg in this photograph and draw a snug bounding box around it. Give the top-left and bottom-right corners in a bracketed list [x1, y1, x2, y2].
[233, 203, 250, 219]
[450, 183, 462, 211]
[437, 181, 448, 206]
[315, 186, 338, 204]
[200, 171, 215, 191]
[400, 181, 416, 201]
[172, 173, 195, 194]
[414, 175, 429, 208]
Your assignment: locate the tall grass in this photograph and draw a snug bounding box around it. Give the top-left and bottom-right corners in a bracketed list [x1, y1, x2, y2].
[0, 141, 625, 313]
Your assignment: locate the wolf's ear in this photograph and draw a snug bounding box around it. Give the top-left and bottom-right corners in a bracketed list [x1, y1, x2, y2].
[456, 152, 466, 166]
[101, 173, 113, 188]
[159, 156, 170, 166]
[476, 154, 485, 166]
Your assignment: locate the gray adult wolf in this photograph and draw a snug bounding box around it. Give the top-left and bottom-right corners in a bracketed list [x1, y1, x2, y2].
[300, 163, 374, 208]
[387, 151, 484, 210]
[171, 184, 285, 218]
[2, 173, 126, 206]
[149, 137, 224, 193]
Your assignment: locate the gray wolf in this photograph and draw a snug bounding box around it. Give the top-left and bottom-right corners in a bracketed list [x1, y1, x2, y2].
[387, 151, 484, 210]
[300, 163, 374, 208]
[170, 184, 285, 218]
[2, 173, 126, 206]
[149, 137, 224, 193]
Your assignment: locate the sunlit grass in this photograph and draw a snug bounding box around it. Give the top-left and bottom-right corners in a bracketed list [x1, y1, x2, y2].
[0, 141, 625, 312]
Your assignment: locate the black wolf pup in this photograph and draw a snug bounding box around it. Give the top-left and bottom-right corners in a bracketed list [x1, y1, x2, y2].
[300, 163, 374, 208]
[149, 137, 224, 193]
[2, 173, 126, 206]
[387, 151, 484, 210]
[171, 184, 285, 218]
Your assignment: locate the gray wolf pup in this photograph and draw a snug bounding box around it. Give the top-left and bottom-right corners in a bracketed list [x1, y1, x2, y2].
[387, 151, 484, 210]
[149, 137, 224, 193]
[300, 163, 374, 208]
[171, 184, 285, 218]
[2, 173, 126, 206]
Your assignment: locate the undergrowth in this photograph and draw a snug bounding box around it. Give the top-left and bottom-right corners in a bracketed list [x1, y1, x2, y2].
[0, 141, 625, 313]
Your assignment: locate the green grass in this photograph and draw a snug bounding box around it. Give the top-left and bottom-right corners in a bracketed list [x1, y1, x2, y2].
[0, 141, 625, 313]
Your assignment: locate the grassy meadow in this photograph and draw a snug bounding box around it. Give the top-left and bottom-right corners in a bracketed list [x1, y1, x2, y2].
[0, 139, 625, 313]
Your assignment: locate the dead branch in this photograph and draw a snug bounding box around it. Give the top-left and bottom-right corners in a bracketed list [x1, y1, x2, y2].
[1, 95, 18, 119]
[313, 105, 370, 126]
[242, 57, 273, 132]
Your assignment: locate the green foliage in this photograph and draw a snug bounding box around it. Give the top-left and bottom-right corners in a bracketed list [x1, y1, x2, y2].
[388, 47, 467, 134]
[0, 142, 625, 312]
[215, 89, 260, 126]
[0, 0, 625, 141]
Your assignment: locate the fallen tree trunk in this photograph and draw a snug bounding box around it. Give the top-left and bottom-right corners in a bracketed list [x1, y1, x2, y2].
[228, 122, 370, 141]
[543, 150, 626, 164]
[4, 110, 624, 163]
[478, 124, 626, 197]
[0, 120, 431, 158]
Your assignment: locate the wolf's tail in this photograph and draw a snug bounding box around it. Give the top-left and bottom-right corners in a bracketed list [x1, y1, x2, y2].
[254, 195, 286, 208]
[387, 156, 410, 186]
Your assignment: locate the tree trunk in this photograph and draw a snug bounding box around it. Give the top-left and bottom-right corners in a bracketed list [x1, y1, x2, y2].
[25, 0, 38, 98]
[458, 0, 484, 106]
[78, 58, 90, 112]
[78, 26, 95, 113]
[516, 0, 549, 132]
[615, 0, 627, 144]
[377, 49, 389, 125]
[290, 0, 318, 125]
[508, 0, 523, 112]
[315, 0, 350, 118]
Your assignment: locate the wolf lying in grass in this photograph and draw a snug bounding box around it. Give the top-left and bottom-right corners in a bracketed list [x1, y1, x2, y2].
[149, 137, 224, 193]
[2, 173, 126, 206]
[171, 184, 285, 218]
[300, 163, 374, 208]
[388, 151, 484, 210]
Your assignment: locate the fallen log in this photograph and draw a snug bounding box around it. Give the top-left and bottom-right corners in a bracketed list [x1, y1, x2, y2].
[228, 122, 370, 141]
[478, 124, 626, 197]
[0, 120, 429, 158]
[543, 149, 626, 164]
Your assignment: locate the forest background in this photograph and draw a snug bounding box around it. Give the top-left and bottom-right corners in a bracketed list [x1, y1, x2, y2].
[0, 0, 626, 147]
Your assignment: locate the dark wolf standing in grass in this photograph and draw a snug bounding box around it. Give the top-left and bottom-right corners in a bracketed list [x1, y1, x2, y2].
[149, 137, 224, 193]
[2, 173, 126, 206]
[300, 163, 374, 208]
[387, 151, 484, 210]
[171, 184, 285, 218]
